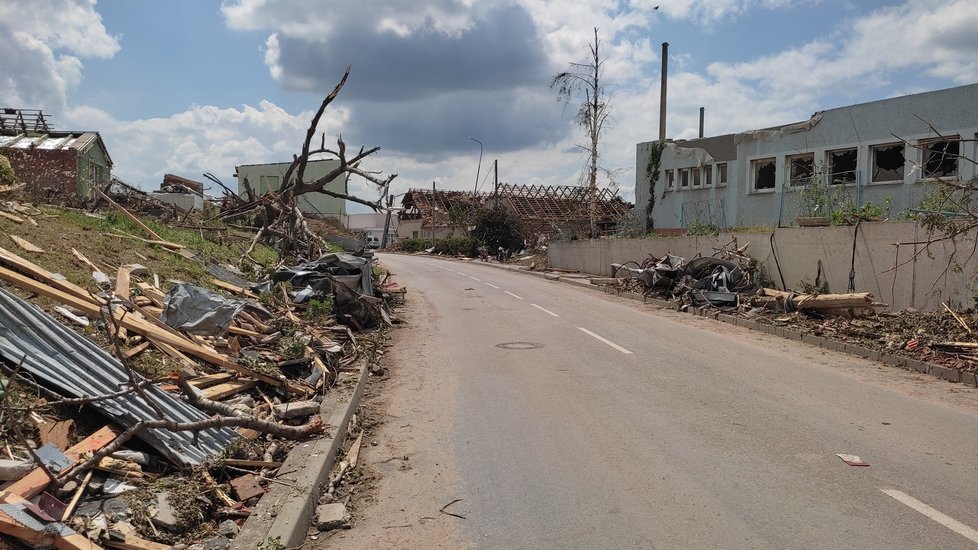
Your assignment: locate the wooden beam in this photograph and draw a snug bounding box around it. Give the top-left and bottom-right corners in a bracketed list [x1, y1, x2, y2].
[0, 246, 103, 305]
[92, 187, 165, 243]
[6, 425, 121, 499]
[202, 379, 257, 400]
[211, 278, 258, 298]
[188, 372, 234, 389]
[0, 210, 24, 223]
[9, 235, 43, 253]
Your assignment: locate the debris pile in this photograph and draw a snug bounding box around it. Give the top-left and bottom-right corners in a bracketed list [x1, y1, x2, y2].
[0, 193, 398, 548]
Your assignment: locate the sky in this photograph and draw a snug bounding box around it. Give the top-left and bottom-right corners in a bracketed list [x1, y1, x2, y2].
[3, 0, 978, 212]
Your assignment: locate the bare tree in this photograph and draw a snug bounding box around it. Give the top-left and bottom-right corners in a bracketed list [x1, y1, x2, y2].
[221, 66, 397, 257]
[551, 27, 613, 238]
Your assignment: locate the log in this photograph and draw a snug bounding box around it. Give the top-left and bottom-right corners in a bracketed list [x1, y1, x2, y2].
[759, 288, 878, 310]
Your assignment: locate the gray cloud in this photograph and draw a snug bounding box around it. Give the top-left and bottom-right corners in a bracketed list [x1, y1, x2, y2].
[268, 4, 550, 101]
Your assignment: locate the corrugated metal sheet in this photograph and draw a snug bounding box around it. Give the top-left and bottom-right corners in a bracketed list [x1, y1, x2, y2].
[0, 288, 238, 466]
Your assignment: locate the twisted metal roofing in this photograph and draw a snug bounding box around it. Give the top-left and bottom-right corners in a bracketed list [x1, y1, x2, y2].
[0, 288, 237, 466]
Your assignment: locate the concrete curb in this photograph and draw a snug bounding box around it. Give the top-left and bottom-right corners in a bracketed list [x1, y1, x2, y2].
[231, 361, 370, 550]
[403, 253, 977, 388]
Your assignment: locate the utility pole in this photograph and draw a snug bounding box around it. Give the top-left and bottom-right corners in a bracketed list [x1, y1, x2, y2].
[493, 160, 499, 208]
[381, 194, 393, 249]
[431, 181, 436, 246]
[469, 137, 483, 196]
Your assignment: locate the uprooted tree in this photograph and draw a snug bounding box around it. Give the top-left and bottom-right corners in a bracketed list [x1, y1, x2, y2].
[221, 66, 397, 260]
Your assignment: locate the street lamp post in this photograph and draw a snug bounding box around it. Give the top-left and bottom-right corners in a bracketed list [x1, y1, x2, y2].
[468, 137, 483, 195]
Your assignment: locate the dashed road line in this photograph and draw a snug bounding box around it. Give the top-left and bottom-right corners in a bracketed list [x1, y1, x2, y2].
[531, 303, 560, 317]
[504, 291, 524, 300]
[484, 282, 500, 289]
[577, 327, 633, 354]
[881, 489, 978, 544]
[470, 276, 482, 282]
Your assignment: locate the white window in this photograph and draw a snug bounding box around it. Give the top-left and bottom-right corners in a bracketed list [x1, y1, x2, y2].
[716, 163, 728, 187]
[704, 164, 713, 187]
[665, 169, 675, 190]
[679, 168, 690, 189]
[259, 174, 280, 194]
[921, 137, 959, 179]
[827, 148, 857, 185]
[870, 143, 905, 183]
[751, 158, 776, 192]
[787, 153, 814, 187]
[692, 167, 701, 188]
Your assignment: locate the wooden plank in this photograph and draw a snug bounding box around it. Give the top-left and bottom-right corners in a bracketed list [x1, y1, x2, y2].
[122, 340, 151, 360]
[115, 266, 131, 301]
[0, 246, 104, 305]
[211, 278, 258, 298]
[0, 210, 24, 223]
[103, 536, 170, 550]
[202, 379, 257, 400]
[228, 325, 262, 338]
[92, 187, 166, 243]
[134, 282, 165, 307]
[70, 247, 103, 274]
[61, 471, 93, 521]
[9, 235, 43, 253]
[6, 426, 121, 499]
[189, 372, 234, 388]
[221, 459, 284, 468]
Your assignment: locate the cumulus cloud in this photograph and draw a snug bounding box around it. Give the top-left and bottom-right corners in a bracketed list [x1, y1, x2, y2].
[0, 0, 119, 113]
[62, 101, 348, 189]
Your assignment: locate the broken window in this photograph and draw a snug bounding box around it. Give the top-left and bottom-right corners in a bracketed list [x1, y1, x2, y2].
[717, 163, 728, 187]
[679, 168, 690, 188]
[787, 153, 814, 187]
[704, 165, 713, 187]
[827, 148, 857, 185]
[751, 158, 776, 191]
[665, 169, 675, 189]
[692, 167, 701, 188]
[922, 138, 959, 178]
[871, 143, 905, 183]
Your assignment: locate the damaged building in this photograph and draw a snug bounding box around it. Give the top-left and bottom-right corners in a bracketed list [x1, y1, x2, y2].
[0, 108, 113, 201]
[396, 184, 632, 243]
[636, 83, 978, 230]
[235, 159, 349, 223]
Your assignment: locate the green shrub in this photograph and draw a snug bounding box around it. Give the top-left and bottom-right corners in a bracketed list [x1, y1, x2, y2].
[397, 237, 431, 253]
[434, 236, 480, 257]
[0, 155, 14, 185]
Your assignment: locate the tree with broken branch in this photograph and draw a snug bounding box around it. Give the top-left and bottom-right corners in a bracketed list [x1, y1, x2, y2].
[551, 28, 616, 238]
[223, 65, 397, 257]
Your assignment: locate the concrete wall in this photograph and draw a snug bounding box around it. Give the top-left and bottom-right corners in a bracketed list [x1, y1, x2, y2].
[638, 83, 978, 230]
[548, 221, 978, 312]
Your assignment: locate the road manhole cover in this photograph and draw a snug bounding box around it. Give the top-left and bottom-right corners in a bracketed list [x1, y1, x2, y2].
[495, 342, 544, 350]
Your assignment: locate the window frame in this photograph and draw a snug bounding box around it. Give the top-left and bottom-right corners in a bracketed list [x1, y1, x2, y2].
[920, 136, 960, 180]
[679, 168, 690, 189]
[869, 142, 906, 184]
[704, 164, 713, 188]
[826, 148, 857, 186]
[716, 163, 728, 188]
[692, 167, 702, 189]
[750, 157, 777, 193]
[786, 153, 815, 188]
[665, 169, 675, 190]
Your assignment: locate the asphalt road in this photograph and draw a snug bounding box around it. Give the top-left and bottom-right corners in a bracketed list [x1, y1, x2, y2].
[365, 253, 978, 549]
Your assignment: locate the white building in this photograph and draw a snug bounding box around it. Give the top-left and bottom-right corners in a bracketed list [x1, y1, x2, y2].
[636, 83, 978, 230]
[235, 159, 349, 222]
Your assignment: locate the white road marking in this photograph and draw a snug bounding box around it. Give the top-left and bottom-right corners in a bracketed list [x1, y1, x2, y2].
[504, 291, 524, 300]
[470, 276, 482, 282]
[577, 327, 633, 354]
[455, 271, 468, 276]
[881, 489, 978, 544]
[485, 282, 500, 289]
[531, 303, 560, 317]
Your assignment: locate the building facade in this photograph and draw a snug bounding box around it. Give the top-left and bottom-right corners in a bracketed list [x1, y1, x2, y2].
[636, 83, 978, 230]
[235, 159, 349, 222]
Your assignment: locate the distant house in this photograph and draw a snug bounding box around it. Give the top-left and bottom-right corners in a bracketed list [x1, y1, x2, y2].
[234, 159, 349, 222]
[347, 212, 397, 247]
[153, 173, 206, 211]
[396, 184, 632, 243]
[0, 108, 112, 200]
[636, 83, 978, 230]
